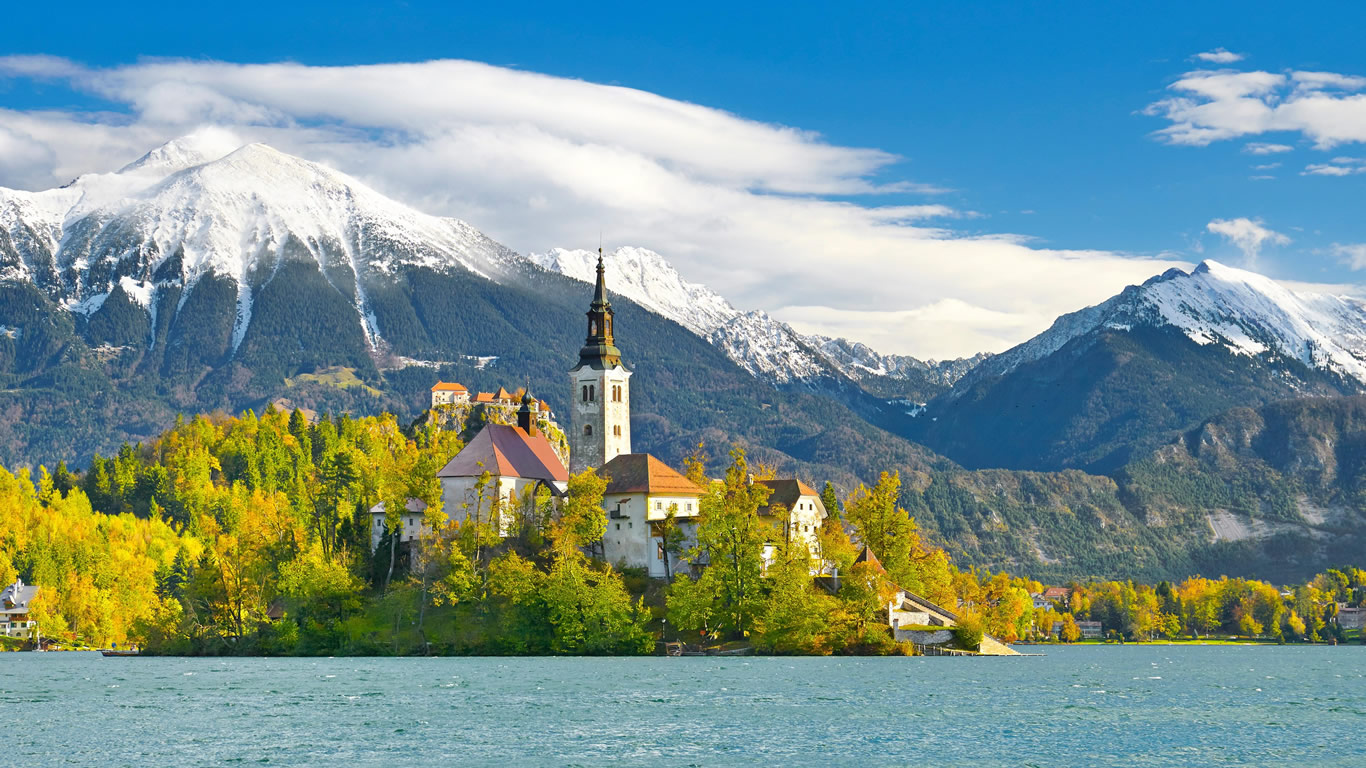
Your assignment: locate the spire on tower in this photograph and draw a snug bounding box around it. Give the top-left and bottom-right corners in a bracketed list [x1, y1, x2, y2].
[574, 245, 624, 370]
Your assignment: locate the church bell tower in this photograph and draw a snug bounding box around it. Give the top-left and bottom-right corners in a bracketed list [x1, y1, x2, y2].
[569, 249, 632, 473]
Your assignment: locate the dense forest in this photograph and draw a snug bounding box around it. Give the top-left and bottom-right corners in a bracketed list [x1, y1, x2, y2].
[2, 407, 1361, 654]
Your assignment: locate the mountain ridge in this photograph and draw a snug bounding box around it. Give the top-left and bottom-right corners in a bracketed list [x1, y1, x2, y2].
[4, 135, 1366, 583]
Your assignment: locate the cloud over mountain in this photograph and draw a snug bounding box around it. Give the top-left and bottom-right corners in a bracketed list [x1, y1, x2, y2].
[0, 56, 1182, 358]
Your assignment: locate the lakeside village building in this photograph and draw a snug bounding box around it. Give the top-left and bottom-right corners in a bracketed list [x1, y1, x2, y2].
[370, 251, 828, 578]
[1, 578, 40, 640]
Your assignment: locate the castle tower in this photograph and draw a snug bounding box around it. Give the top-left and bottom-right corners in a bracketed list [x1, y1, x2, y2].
[569, 249, 632, 473]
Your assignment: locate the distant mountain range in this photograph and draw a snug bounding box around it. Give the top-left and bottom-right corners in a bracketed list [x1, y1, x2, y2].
[4, 134, 1366, 582]
[910, 260, 1366, 473]
[528, 245, 981, 401]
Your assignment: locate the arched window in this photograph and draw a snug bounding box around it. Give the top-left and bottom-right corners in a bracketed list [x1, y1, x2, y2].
[589, 385, 596, 402]
[582, 385, 589, 402]
[584, 425, 593, 436]
[590, 320, 598, 336]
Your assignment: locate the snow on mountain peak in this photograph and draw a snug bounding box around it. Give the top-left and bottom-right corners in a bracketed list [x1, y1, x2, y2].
[528, 246, 739, 336]
[1, 135, 522, 353]
[961, 259, 1366, 389]
[117, 127, 244, 175]
[531, 244, 985, 388]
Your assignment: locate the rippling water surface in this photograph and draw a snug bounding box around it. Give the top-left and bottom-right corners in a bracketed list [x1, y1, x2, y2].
[4, 646, 1365, 766]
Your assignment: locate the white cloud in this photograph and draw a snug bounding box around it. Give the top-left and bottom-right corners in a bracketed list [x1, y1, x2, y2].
[1302, 156, 1366, 176]
[1244, 142, 1293, 155]
[1148, 65, 1366, 149]
[1251, 162, 1281, 169]
[1194, 48, 1246, 64]
[776, 299, 1056, 361]
[1206, 218, 1290, 265]
[1334, 243, 1366, 270]
[0, 56, 1186, 358]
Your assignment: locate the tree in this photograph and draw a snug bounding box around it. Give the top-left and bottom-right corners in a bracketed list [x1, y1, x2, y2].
[542, 550, 652, 655]
[1060, 613, 1082, 643]
[665, 572, 718, 638]
[820, 481, 841, 521]
[555, 470, 609, 553]
[753, 550, 834, 654]
[844, 472, 922, 593]
[652, 505, 688, 582]
[685, 448, 771, 639]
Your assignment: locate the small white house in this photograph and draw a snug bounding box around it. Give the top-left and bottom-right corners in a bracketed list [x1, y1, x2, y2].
[437, 396, 569, 536]
[597, 454, 704, 578]
[368, 498, 429, 552]
[430, 381, 470, 407]
[755, 479, 828, 568]
[0, 578, 40, 639]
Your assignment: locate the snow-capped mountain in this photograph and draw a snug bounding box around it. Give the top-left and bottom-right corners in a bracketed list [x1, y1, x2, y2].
[914, 259, 1366, 473]
[958, 260, 1366, 392]
[528, 247, 739, 336]
[531, 245, 983, 390]
[0, 133, 960, 398]
[706, 310, 832, 384]
[0, 131, 519, 354]
[808, 335, 989, 385]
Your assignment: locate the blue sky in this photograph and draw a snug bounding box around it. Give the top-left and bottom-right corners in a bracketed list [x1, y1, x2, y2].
[2, 1, 1364, 356]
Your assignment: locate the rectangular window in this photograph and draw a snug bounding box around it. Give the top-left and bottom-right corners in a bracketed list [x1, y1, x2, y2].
[615, 523, 620, 530]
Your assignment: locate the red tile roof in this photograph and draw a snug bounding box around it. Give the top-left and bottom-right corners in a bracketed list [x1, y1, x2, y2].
[437, 424, 568, 483]
[854, 546, 884, 571]
[597, 454, 703, 496]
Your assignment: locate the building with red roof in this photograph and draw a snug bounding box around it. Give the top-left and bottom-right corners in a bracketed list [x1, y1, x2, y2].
[430, 380, 470, 407]
[596, 454, 705, 578]
[437, 395, 568, 535]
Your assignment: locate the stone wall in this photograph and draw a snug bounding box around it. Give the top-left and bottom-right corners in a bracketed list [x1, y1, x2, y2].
[895, 628, 954, 644]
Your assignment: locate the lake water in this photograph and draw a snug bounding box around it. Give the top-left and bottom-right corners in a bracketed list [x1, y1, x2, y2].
[3, 646, 1364, 766]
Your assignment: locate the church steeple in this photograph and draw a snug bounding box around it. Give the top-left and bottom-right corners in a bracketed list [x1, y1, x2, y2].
[577, 248, 624, 369]
[569, 246, 632, 473]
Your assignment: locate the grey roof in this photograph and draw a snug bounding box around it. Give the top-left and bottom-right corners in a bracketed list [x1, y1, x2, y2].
[369, 498, 429, 516]
[0, 579, 39, 614]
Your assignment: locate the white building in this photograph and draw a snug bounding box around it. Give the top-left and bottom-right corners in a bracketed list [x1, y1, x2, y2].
[0, 578, 39, 639]
[568, 250, 632, 473]
[598, 454, 705, 578]
[755, 479, 827, 566]
[430, 381, 470, 407]
[368, 498, 429, 553]
[437, 394, 569, 535]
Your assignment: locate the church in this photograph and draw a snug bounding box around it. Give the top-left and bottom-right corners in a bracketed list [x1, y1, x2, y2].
[377, 249, 826, 575]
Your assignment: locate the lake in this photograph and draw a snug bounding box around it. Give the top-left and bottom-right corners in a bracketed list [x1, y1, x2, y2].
[3, 646, 1364, 766]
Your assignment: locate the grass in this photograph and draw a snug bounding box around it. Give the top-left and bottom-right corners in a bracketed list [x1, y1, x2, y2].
[284, 366, 383, 396]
